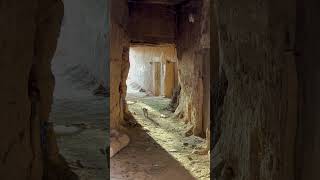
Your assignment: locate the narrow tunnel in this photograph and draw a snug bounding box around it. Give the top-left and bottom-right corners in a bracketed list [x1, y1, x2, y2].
[2, 0, 320, 180]
[110, 0, 210, 179]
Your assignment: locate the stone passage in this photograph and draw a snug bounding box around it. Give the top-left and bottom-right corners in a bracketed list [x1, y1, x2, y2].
[3, 0, 320, 180]
[109, 0, 210, 179]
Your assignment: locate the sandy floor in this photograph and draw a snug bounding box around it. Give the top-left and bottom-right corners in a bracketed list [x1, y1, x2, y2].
[110, 90, 210, 180]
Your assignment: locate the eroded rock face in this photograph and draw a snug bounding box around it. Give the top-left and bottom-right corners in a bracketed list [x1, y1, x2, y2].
[295, 0, 320, 179]
[175, 0, 211, 137]
[109, 0, 130, 129]
[128, 3, 176, 44]
[0, 1, 77, 179]
[52, 0, 109, 94]
[212, 0, 297, 179]
[0, 2, 37, 178]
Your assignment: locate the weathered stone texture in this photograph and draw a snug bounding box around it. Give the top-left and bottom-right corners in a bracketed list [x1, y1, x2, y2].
[0, 0, 37, 177]
[212, 0, 297, 179]
[175, 0, 210, 136]
[128, 3, 176, 44]
[109, 0, 130, 129]
[295, 0, 320, 179]
[0, 1, 77, 179]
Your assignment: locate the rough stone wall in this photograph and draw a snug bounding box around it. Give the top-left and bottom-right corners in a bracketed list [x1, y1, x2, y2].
[213, 0, 297, 179]
[201, 0, 211, 140]
[109, 0, 130, 129]
[175, 0, 210, 137]
[52, 0, 109, 89]
[295, 0, 320, 179]
[0, 1, 37, 178]
[128, 3, 176, 44]
[0, 1, 73, 179]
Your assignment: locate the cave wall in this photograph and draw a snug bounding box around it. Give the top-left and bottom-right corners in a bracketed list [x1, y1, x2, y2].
[175, 0, 210, 136]
[201, 0, 211, 140]
[0, 0, 65, 179]
[52, 0, 109, 96]
[213, 0, 297, 179]
[0, 1, 37, 178]
[295, 0, 320, 179]
[128, 3, 176, 44]
[109, 0, 130, 129]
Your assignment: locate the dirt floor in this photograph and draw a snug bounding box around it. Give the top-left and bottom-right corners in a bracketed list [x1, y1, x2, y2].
[110, 87, 210, 180]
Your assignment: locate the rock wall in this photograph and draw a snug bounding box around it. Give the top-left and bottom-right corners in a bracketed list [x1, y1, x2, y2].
[128, 3, 176, 44]
[52, 0, 109, 99]
[213, 0, 297, 179]
[52, 0, 109, 91]
[0, 1, 37, 178]
[109, 0, 130, 129]
[295, 0, 320, 179]
[175, 0, 210, 137]
[0, 0, 76, 179]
